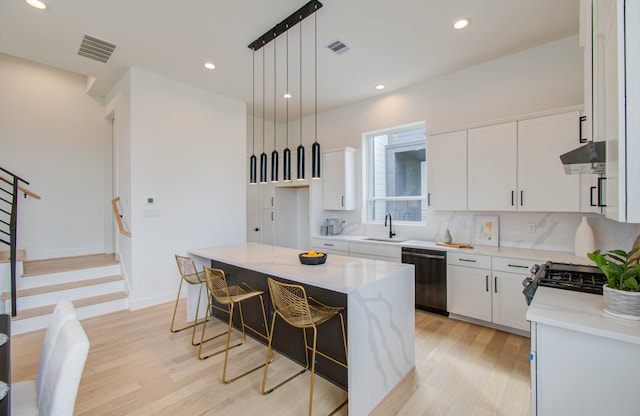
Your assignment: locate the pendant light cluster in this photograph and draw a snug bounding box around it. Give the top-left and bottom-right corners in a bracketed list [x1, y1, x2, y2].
[248, 0, 323, 185]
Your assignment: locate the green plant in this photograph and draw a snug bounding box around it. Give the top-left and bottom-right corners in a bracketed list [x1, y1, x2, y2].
[588, 247, 640, 291]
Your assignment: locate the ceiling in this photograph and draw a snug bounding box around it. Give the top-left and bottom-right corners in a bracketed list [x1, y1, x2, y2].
[0, 0, 580, 122]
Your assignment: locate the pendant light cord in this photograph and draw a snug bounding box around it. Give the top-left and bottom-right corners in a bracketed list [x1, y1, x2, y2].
[299, 13, 303, 146]
[262, 42, 266, 153]
[314, 7, 318, 143]
[286, 29, 289, 146]
[273, 32, 277, 149]
[252, 51, 255, 155]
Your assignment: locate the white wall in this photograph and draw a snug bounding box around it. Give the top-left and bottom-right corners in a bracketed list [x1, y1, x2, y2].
[107, 68, 247, 309]
[0, 53, 110, 259]
[249, 35, 640, 253]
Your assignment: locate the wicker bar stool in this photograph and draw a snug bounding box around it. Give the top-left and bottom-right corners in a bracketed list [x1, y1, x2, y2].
[171, 255, 207, 346]
[261, 277, 348, 416]
[198, 266, 269, 384]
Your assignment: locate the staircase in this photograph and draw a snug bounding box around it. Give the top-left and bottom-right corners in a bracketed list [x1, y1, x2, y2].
[1, 253, 129, 334]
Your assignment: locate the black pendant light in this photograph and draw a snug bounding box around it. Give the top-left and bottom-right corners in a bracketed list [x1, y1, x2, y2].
[271, 35, 279, 183]
[283, 29, 292, 182]
[247, 1, 324, 183]
[297, 14, 305, 181]
[311, 7, 321, 179]
[249, 50, 257, 184]
[259, 43, 268, 184]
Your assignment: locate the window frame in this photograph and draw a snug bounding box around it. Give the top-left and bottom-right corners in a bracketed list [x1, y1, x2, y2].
[362, 121, 427, 226]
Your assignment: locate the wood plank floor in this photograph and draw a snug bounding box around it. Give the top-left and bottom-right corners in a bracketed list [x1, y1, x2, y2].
[11, 302, 531, 415]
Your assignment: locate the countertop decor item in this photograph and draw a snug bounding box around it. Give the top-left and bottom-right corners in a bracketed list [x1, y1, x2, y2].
[472, 215, 499, 247]
[588, 247, 640, 319]
[443, 228, 452, 244]
[299, 251, 327, 265]
[574, 216, 596, 257]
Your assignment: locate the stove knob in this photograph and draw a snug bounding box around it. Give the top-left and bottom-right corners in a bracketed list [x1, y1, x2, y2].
[530, 264, 540, 274]
[522, 277, 533, 288]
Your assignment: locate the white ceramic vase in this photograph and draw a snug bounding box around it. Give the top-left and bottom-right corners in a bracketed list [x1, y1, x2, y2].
[574, 216, 596, 258]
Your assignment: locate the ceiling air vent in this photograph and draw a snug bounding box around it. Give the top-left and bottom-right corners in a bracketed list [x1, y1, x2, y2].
[326, 39, 351, 55]
[77, 35, 116, 63]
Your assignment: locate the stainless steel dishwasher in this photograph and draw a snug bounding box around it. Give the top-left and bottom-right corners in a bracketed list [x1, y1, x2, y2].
[401, 247, 448, 315]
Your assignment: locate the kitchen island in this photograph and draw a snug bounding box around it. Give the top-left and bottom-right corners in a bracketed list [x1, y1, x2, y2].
[188, 243, 415, 416]
[527, 287, 640, 415]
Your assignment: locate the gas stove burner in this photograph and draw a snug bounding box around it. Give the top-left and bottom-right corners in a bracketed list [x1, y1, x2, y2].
[522, 260, 607, 304]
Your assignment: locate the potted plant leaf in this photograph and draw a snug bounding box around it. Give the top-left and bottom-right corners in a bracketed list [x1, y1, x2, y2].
[588, 247, 640, 320]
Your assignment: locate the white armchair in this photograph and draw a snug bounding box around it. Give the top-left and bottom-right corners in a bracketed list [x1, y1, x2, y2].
[11, 303, 89, 416]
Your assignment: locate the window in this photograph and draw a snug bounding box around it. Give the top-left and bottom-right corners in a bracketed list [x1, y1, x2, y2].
[364, 122, 427, 224]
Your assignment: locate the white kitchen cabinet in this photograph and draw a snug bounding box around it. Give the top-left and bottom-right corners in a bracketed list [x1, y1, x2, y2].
[592, 0, 640, 223]
[262, 208, 274, 245]
[427, 130, 467, 211]
[517, 111, 581, 212]
[467, 122, 518, 211]
[322, 147, 356, 211]
[447, 253, 492, 321]
[448, 254, 535, 333]
[246, 182, 262, 243]
[309, 238, 349, 256]
[491, 257, 540, 332]
[349, 241, 401, 263]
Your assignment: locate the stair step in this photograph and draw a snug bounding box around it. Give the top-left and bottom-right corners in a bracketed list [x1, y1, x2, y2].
[0, 249, 27, 263]
[11, 291, 129, 321]
[22, 253, 118, 277]
[0, 275, 123, 300]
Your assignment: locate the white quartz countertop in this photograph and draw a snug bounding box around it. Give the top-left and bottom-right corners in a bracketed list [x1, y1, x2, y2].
[527, 287, 640, 345]
[188, 243, 413, 294]
[311, 235, 592, 264]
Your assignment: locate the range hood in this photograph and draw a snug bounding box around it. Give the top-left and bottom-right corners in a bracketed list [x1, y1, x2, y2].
[559, 141, 606, 174]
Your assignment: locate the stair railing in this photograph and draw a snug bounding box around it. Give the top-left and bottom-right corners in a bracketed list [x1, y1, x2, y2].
[0, 167, 40, 316]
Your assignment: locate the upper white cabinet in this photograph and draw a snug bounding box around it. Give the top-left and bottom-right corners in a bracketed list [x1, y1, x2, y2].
[427, 130, 467, 211]
[468, 122, 518, 211]
[322, 147, 356, 211]
[585, 0, 640, 222]
[517, 111, 581, 212]
[467, 112, 582, 212]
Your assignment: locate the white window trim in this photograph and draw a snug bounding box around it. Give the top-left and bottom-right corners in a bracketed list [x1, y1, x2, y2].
[361, 121, 427, 226]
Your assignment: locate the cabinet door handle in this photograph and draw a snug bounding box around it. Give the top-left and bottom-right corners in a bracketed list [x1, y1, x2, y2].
[485, 275, 489, 292]
[520, 190, 524, 206]
[459, 258, 477, 263]
[341, 195, 344, 207]
[579, 115, 588, 143]
[428, 193, 431, 207]
[271, 212, 274, 221]
[511, 191, 514, 206]
[597, 177, 607, 207]
[494, 276, 498, 293]
[271, 197, 274, 207]
[508, 264, 529, 269]
[323, 243, 334, 247]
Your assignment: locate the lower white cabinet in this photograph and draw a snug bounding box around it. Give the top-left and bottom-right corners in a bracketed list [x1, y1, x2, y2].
[348, 241, 401, 263]
[448, 254, 538, 332]
[448, 263, 492, 321]
[309, 238, 349, 256]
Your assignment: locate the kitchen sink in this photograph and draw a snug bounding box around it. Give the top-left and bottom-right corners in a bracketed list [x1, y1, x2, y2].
[363, 237, 407, 243]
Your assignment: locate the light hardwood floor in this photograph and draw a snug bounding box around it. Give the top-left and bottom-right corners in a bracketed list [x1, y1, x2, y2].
[11, 302, 531, 415]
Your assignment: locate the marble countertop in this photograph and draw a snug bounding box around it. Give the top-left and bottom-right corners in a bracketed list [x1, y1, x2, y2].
[527, 287, 640, 345]
[311, 234, 593, 264]
[188, 243, 413, 294]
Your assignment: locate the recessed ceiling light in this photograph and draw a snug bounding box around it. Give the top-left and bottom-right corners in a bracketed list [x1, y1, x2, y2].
[454, 18, 471, 30]
[25, 0, 46, 10]
[375, 84, 385, 90]
[283, 92, 292, 99]
[204, 62, 215, 70]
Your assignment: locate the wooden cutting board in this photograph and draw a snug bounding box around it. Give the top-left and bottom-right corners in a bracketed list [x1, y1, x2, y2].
[436, 242, 474, 249]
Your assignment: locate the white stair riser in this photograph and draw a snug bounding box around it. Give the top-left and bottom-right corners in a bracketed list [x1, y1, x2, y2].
[18, 264, 121, 289]
[0, 261, 24, 293]
[10, 297, 129, 335]
[6, 280, 125, 310]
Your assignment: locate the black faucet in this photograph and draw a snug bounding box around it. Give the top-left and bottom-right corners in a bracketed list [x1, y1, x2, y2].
[384, 212, 396, 239]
